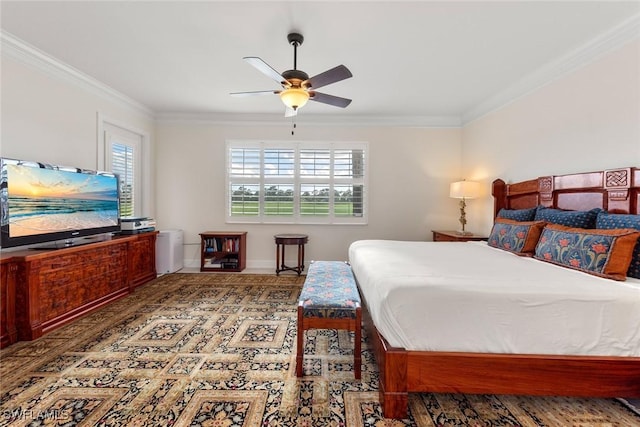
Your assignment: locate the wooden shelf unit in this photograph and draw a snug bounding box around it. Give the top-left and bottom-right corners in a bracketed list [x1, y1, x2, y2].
[200, 231, 247, 272]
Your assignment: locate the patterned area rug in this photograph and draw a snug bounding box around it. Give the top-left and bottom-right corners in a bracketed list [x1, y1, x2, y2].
[1, 273, 638, 426]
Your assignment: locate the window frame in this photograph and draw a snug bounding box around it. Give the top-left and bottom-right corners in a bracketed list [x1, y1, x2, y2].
[97, 114, 150, 219]
[226, 140, 368, 225]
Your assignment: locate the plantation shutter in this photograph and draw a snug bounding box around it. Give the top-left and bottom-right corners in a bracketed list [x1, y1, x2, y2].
[334, 148, 364, 217]
[104, 126, 142, 219]
[111, 143, 135, 217]
[263, 148, 295, 216]
[226, 141, 367, 224]
[229, 147, 261, 216]
[300, 149, 330, 216]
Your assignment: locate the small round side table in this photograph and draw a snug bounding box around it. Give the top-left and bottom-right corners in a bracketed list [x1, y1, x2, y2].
[274, 234, 309, 276]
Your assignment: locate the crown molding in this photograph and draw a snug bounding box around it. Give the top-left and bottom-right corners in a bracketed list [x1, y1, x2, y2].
[1, 30, 155, 119]
[462, 13, 640, 125]
[3, 8, 638, 131]
[155, 111, 462, 128]
[0, 28, 458, 128]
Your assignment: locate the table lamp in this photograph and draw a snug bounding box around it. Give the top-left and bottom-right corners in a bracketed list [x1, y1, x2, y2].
[449, 180, 481, 235]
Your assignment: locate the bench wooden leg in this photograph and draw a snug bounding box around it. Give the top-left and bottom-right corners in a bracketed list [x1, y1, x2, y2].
[296, 304, 304, 377]
[355, 306, 362, 379]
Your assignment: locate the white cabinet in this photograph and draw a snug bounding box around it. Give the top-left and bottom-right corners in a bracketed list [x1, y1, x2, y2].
[156, 230, 183, 274]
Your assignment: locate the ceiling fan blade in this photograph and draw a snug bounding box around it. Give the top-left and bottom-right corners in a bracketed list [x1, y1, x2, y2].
[309, 92, 352, 108]
[243, 57, 285, 84]
[304, 65, 352, 90]
[230, 90, 279, 97]
[284, 107, 297, 117]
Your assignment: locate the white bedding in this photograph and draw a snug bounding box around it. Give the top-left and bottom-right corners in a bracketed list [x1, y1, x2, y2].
[348, 239, 640, 356]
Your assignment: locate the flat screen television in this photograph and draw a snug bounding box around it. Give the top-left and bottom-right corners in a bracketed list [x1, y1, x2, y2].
[0, 157, 120, 249]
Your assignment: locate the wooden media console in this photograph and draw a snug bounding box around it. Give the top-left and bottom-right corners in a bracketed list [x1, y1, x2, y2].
[0, 232, 157, 347]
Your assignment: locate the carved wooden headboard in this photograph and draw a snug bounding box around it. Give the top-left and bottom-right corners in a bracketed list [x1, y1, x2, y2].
[492, 167, 639, 217]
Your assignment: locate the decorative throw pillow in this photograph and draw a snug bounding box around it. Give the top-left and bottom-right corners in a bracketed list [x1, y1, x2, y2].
[496, 207, 538, 222]
[534, 207, 602, 229]
[534, 223, 640, 281]
[596, 211, 640, 279]
[488, 218, 546, 255]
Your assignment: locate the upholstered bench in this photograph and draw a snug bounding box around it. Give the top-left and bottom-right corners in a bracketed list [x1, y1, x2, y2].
[296, 260, 362, 379]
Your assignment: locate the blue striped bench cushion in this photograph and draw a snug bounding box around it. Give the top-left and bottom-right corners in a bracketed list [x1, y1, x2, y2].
[299, 261, 360, 319]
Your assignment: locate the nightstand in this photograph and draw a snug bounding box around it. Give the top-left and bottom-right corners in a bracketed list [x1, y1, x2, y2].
[432, 230, 487, 242]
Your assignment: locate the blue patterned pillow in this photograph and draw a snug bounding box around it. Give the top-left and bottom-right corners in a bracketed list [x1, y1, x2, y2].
[534, 224, 640, 281]
[596, 212, 640, 279]
[534, 207, 602, 229]
[497, 207, 537, 222]
[488, 219, 546, 255]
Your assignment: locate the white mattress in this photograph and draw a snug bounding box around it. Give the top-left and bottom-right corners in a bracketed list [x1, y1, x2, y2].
[348, 240, 640, 356]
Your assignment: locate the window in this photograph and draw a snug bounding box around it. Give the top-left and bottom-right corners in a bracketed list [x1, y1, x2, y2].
[110, 143, 136, 217]
[227, 141, 367, 224]
[103, 123, 142, 218]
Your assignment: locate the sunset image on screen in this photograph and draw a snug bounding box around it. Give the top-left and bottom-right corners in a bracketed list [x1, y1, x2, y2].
[6, 164, 119, 237]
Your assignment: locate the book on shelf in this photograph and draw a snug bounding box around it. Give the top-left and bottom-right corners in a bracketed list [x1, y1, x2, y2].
[205, 258, 223, 268]
[204, 255, 239, 269]
[222, 261, 238, 269]
[203, 236, 241, 253]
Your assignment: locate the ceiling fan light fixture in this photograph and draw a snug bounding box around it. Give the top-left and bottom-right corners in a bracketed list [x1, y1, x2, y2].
[280, 88, 309, 110]
[234, 32, 352, 116]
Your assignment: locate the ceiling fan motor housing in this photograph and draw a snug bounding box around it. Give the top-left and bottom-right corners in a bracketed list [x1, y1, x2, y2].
[287, 32, 304, 46]
[282, 69, 310, 87]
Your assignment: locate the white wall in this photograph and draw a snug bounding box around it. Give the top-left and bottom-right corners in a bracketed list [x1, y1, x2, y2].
[462, 39, 640, 235]
[0, 56, 157, 218]
[0, 52, 155, 226]
[3, 35, 637, 268]
[154, 121, 462, 268]
[1, 46, 463, 268]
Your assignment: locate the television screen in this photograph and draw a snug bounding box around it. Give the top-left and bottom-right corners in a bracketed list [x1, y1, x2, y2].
[1, 158, 120, 248]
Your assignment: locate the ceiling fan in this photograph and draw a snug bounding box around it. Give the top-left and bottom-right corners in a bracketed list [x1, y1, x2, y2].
[231, 32, 353, 117]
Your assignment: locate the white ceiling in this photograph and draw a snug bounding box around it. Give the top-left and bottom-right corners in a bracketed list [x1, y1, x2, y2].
[2, 1, 639, 124]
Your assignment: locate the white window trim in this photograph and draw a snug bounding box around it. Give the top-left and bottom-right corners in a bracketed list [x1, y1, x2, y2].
[97, 113, 152, 218]
[226, 140, 368, 225]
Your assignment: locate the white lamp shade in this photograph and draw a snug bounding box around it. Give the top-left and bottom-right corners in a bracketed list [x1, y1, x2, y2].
[279, 88, 309, 109]
[450, 180, 481, 199]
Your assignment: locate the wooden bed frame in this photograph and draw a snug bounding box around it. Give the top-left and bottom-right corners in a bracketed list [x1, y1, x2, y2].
[358, 166, 640, 419]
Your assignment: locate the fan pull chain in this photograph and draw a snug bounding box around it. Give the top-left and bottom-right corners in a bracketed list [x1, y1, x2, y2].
[291, 117, 297, 136]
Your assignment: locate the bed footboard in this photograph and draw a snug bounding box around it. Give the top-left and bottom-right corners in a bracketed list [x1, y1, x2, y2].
[364, 301, 640, 419]
[360, 296, 409, 419]
[406, 352, 640, 396]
